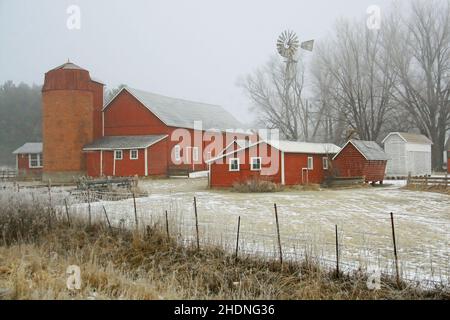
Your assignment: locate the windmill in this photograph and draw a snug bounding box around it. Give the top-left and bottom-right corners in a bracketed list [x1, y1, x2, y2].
[276, 30, 314, 81]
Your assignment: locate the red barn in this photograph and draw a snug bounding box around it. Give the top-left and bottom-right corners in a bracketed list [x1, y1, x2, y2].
[12, 62, 254, 181]
[207, 140, 340, 187]
[332, 140, 389, 184]
[12, 143, 43, 178]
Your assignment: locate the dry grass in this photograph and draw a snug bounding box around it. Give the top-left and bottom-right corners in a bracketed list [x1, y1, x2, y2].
[0, 195, 448, 300]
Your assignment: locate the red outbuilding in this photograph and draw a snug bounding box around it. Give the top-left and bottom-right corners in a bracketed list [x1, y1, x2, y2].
[12, 143, 43, 179]
[207, 140, 341, 188]
[332, 140, 389, 183]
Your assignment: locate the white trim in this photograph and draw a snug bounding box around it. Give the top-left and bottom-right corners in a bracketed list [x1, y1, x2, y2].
[114, 150, 123, 160]
[100, 150, 103, 176]
[250, 157, 262, 171]
[307, 156, 314, 170]
[281, 151, 285, 185]
[322, 157, 328, 170]
[332, 140, 368, 161]
[174, 145, 181, 161]
[130, 149, 139, 160]
[16, 155, 18, 171]
[144, 148, 148, 176]
[102, 111, 105, 137]
[229, 158, 240, 171]
[192, 147, 199, 162]
[113, 155, 116, 176]
[28, 153, 43, 168]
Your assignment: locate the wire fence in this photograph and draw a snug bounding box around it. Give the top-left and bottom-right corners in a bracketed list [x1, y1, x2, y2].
[1, 182, 449, 288]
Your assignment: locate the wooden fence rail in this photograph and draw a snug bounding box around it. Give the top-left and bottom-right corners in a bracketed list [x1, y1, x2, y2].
[0, 169, 17, 181]
[407, 174, 449, 188]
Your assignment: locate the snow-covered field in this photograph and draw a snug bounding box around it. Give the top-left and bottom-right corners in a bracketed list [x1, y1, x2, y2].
[2, 178, 449, 286]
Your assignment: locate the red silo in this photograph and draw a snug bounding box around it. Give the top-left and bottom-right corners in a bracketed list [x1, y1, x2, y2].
[42, 61, 104, 182]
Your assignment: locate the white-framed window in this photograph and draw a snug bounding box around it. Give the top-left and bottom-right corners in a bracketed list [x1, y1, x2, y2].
[29, 153, 43, 168]
[114, 150, 123, 160]
[250, 157, 262, 171]
[174, 145, 181, 161]
[322, 157, 328, 170]
[193, 147, 199, 162]
[229, 158, 240, 171]
[130, 149, 138, 160]
[307, 156, 314, 170]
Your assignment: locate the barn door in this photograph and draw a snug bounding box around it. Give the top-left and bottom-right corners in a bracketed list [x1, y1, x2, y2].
[301, 168, 309, 184]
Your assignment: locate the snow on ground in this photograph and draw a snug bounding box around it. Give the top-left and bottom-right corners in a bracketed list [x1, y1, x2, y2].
[2, 178, 448, 285]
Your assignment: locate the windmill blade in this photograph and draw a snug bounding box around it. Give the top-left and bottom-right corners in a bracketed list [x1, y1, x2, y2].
[300, 39, 314, 52]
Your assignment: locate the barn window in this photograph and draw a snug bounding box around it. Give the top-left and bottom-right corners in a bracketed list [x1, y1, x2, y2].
[174, 145, 181, 161]
[251, 157, 261, 171]
[29, 154, 43, 168]
[114, 150, 123, 160]
[229, 158, 240, 171]
[322, 157, 328, 170]
[130, 149, 138, 160]
[307, 156, 314, 170]
[193, 147, 199, 162]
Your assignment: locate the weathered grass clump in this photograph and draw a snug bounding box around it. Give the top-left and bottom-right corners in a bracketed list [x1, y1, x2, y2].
[0, 194, 448, 300]
[232, 178, 281, 193]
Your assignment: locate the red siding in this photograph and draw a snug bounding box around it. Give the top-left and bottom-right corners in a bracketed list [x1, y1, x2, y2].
[284, 153, 330, 185]
[103, 90, 253, 172]
[16, 154, 43, 176]
[209, 143, 332, 187]
[332, 142, 386, 182]
[210, 143, 281, 187]
[84, 138, 168, 177]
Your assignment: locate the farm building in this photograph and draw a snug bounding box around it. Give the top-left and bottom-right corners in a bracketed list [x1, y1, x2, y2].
[13, 61, 252, 182]
[382, 132, 432, 176]
[332, 140, 389, 184]
[12, 142, 43, 178]
[207, 139, 340, 187]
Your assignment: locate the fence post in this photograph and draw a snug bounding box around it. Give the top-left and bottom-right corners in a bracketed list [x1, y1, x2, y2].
[235, 216, 241, 259]
[64, 198, 71, 227]
[132, 192, 138, 231]
[390, 212, 400, 287]
[194, 196, 200, 251]
[273, 203, 283, 266]
[335, 224, 340, 277]
[165, 210, 170, 240]
[102, 205, 112, 232]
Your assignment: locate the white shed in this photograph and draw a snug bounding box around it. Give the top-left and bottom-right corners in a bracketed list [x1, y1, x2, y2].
[382, 132, 432, 176]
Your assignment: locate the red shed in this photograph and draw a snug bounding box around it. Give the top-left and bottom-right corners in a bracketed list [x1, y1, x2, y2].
[207, 140, 340, 188]
[332, 140, 389, 183]
[12, 142, 43, 179]
[83, 135, 168, 177]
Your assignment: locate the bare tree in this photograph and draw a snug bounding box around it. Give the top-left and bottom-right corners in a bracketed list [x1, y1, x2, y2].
[387, 0, 450, 170]
[239, 56, 314, 141]
[313, 19, 398, 142]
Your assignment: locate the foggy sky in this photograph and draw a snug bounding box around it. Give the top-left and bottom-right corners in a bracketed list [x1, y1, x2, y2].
[0, 0, 395, 124]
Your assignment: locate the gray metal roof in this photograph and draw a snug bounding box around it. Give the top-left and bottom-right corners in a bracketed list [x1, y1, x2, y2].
[349, 140, 389, 160]
[12, 142, 43, 154]
[104, 87, 243, 131]
[382, 132, 432, 145]
[83, 135, 167, 150]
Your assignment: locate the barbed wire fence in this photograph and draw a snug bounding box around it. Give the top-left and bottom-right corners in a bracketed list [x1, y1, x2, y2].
[1, 182, 449, 289]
